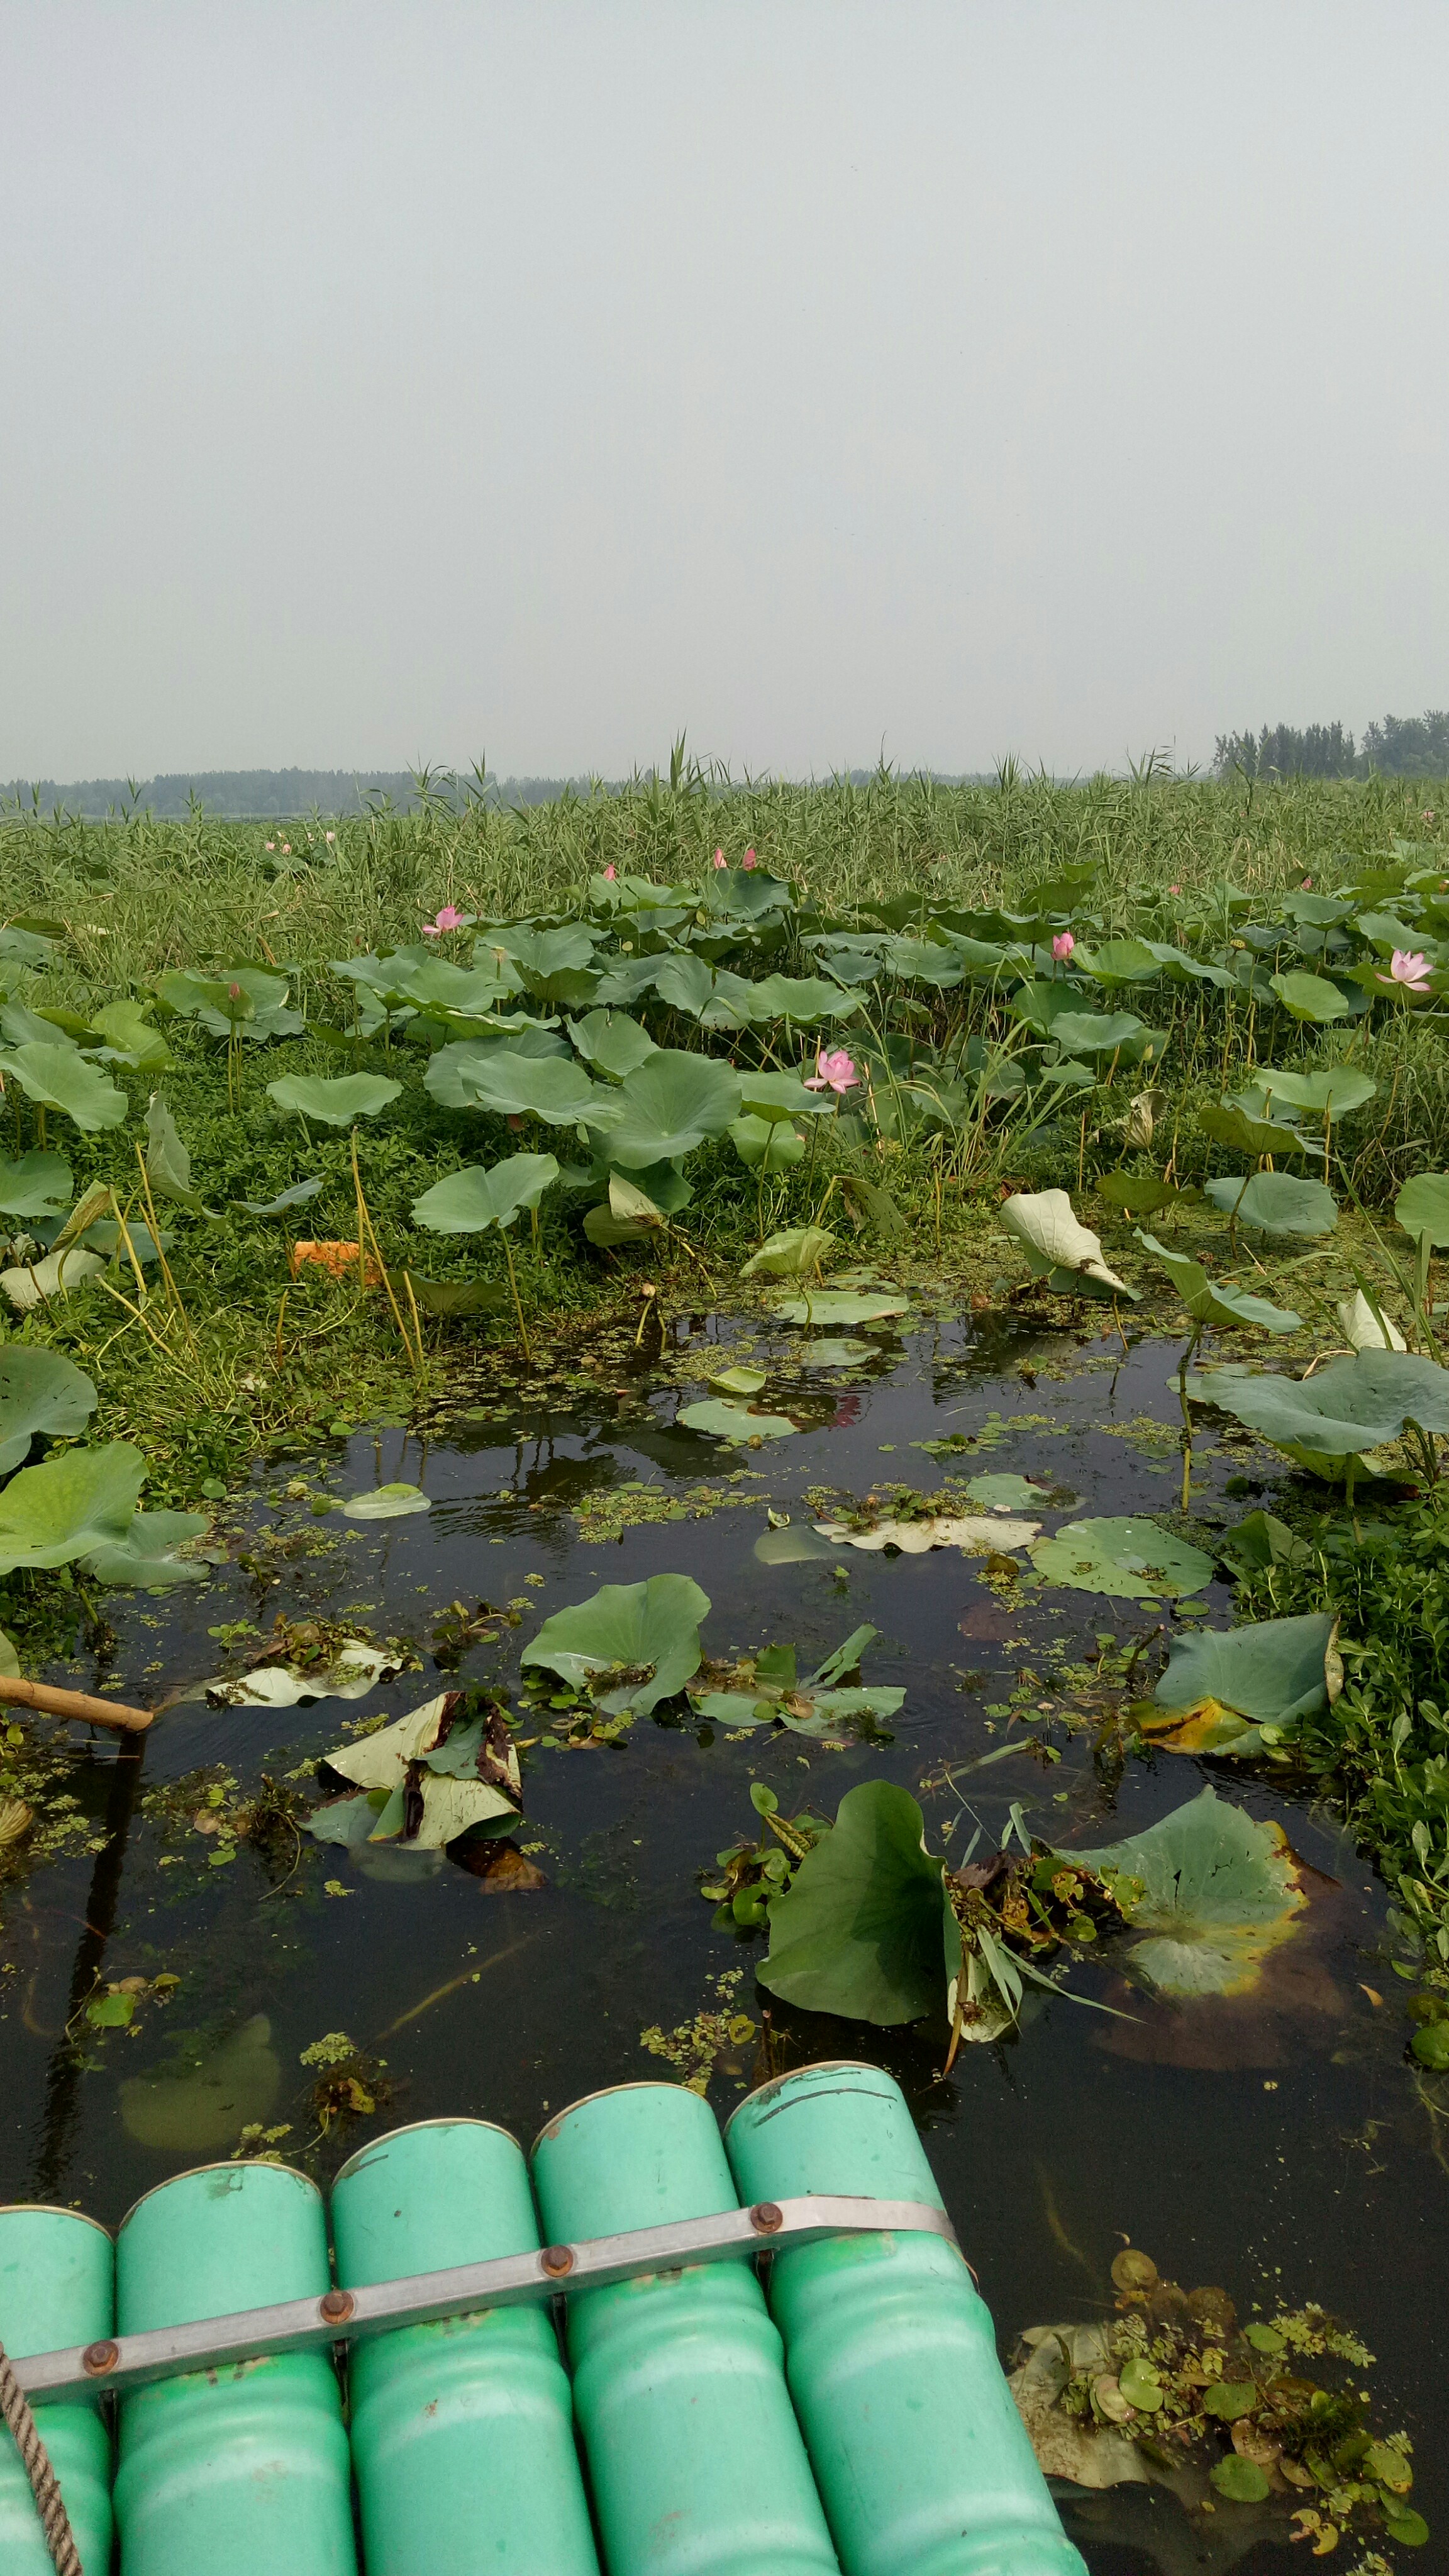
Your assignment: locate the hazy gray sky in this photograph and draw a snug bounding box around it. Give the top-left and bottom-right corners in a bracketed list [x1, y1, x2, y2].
[4, 3, 1446, 780]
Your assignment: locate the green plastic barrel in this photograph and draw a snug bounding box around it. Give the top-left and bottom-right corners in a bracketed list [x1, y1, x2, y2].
[114, 2161, 356, 2575]
[0, 2206, 113, 2574]
[726, 2062, 1087, 2576]
[532, 2082, 840, 2576]
[332, 2118, 599, 2575]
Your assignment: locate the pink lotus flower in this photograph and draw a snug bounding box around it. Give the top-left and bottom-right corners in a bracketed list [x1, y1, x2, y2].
[602, 863, 616, 881]
[1052, 931, 1074, 961]
[422, 904, 465, 937]
[1299, 875, 1312, 889]
[1169, 882, 1180, 895]
[1382, 948, 1433, 994]
[806, 1046, 858, 1094]
[713, 848, 727, 870]
[1423, 810, 1436, 824]
[325, 830, 335, 843]
[743, 847, 758, 870]
[280, 842, 292, 855]
[264, 840, 275, 852]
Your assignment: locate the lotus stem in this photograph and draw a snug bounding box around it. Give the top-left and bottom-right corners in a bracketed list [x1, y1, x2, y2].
[500, 1223, 532, 1362]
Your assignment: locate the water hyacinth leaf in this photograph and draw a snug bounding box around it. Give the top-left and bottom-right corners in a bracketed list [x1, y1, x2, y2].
[412, 1152, 560, 1235]
[0, 1348, 97, 1475]
[0, 1043, 128, 1133]
[1336, 1290, 1406, 1352]
[1150, 1613, 1337, 1731]
[678, 1399, 799, 1443]
[1198, 1102, 1319, 1160]
[741, 1227, 836, 1279]
[1133, 1233, 1302, 1334]
[1067, 1786, 1306, 1999]
[1030, 1516, 1215, 1601]
[522, 1573, 710, 1716]
[1268, 969, 1355, 1024]
[590, 1050, 742, 1167]
[265, 1073, 403, 1127]
[121, 2016, 281, 2151]
[771, 1289, 911, 1324]
[1203, 1171, 1338, 1238]
[0, 1152, 72, 1218]
[444, 1050, 616, 1128]
[760, 1780, 957, 2025]
[238, 1176, 326, 1217]
[1394, 1172, 1449, 1246]
[0, 1441, 147, 1575]
[728, 1115, 806, 1173]
[1000, 1190, 1135, 1297]
[1200, 1346, 1449, 1475]
[1046, 1011, 1146, 1057]
[82, 1507, 209, 1587]
[1, 1248, 107, 1311]
[566, 1011, 658, 1080]
[339, 1483, 431, 1519]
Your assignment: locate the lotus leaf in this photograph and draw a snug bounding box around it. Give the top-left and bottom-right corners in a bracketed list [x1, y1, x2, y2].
[964, 1473, 1054, 1509]
[735, 1069, 835, 1122]
[521, 1573, 709, 1716]
[1203, 1171, 1338, 1238]
[265, 1073, 402, 1127]
[1133, 1234, 1302, 1334]
[816, 1513, 1040, 1555]
[424, 1027, 567, 1109]
[741, 1226, 835, 1279]
[1148, 1614, 1336, 1741]
[759, 1780, 957, 2024]
[160, 965, 301, 1042]
[1198, 1102, 1318, 1160]
[771, 1289, 911, 1324]
[412, 1153, 560, 1235]
[340, 1483, 431, 1519]
[82, 1507, 209, 1587]
[1075, 939, 1163, 986]
[0, 1348, 98, 1475]
[1000, 1190, 1135, 1298]
[1, 1248, 107, 1311]
[566, 1011, 658, 1080]
[879, 937, 963, 989]
[678, 1399, 799, 1443]
[91, 998, 171, 1068]
[1197, 1346, 1449, 1474]
[1097, 1174, 1194, 1216]
[583, 1172, 667, 1246]
[0, 1043, 127, 1132]
[1251, 1064, 1377, 1119]
[1009, 981, 1090, 1037]
[141, 1092, 204, 1210]
[754, 1524, 836, 1563]
[748, 975, 857, 1023]
[728, 1114, 806, 1173]
[443, 1050, 616, 1128]
[0, 1441, 147, 1575]
[1047, 1011, 1146, 1057]
[239, 1177, 325, 1216]
[1336, 1290, 1406, 1351]
[797, 1337, 876, 1367]
[0, 924, 57, 970]
[1030, 1516, 1215, 1600]
[708, 1364, 769, 1396]
[1394, 1172, 1449, 1245]
[182, 1641, 402, 1707]
[121, 2015, 281, 2151]
[1268, 969, 1355, 1024]
[400, 1273, 508, 1316]
[323, 1692, 520, 1847]
[589, 1051, 741, 1167]
[1066, 1787, 1306, 1999]
[0, 1152, 72, 1218]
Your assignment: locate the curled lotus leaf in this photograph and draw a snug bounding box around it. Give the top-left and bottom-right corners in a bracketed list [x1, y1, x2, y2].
[1198, 1102, 1319, 1160]
[322, 1692, 520, 1848]
[1145, 1614, 1338, 1750]
[1201, 1346, 1449, 1474]
[566, 1011, 658, 1080]
[81, 1507, 209, 1588]
[1336, 1290, 1405, 1352]
[521, 1573, 710, 1716]
[1133, 1233, 1301, 1335]
[1066, 1786, 1307, 2000]
[1, 1249, 107, 1312]
[1250, 1063, 1376, 1119]
[741, 1227, 836, 1279]
[760, 1780, 957, 2024]
[1000, 1191, 1135, 1299]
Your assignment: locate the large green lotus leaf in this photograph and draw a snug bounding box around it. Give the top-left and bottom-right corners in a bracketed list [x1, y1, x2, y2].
[729, 1114, 806, 1174]
[425, 1027, 567, 1105]
[521, 1573, 710, 1716]
[1395, 1172, 1449, 1245]
[1139, 939, 1237, 990]
[1030, 1516, 1215, 1600]
[0, 1348, 98, 1475]
[0, 1044, 128, 1133]
[1000, 1190, 1135, 1297]
[83, 1507, 209, 1587]
[735, 1069, 836, 1122]
[1133, 1233, 1301, 1335]
[377, 953, 519, 1015]
[1268, 969, 1355, 1024]
[748, 975, 858, 1023]
[566, 1011, 658, 1080]
[591, 1051, 742, 1167]
[174, 965, 302, 1043]
[1199, 1103, 1318, 1160]
[265, 1072, 402, 1127]
[652, 955, 747, 1022]
[771, 1288, 911, 1324]
[447, 1050, 618, 1129]
[1047, 1011, 1145, 1057]
[487, 923, 598, 977]
[760, 1780, 957, 2025]
[1204, 1171, 1337, 1238]
[0, 1152, 72, 1218]
[741, 1226, 835, 1279]
[1152, 1613, 1336, 1729]
[0, 1441, 147, 1575]
[1074, 938, 1163, 986]
[1202, 1346, 1449, 1472]
[1251, 1064, 1376, 1119]
[412, 1152, 559, 1234]
[121, 2015, 281, 2151]
[678, 1399, 798, 1443]
[89, 998, 172, 1069]
[1067, 1787, 1306, 1998]
[1097, 1174, 1195, 1217]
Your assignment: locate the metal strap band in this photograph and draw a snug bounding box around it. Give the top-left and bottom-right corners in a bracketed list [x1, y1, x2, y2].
[16, 2194, 960, 2400]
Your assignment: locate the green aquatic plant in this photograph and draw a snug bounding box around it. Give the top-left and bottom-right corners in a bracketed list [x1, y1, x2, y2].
[521, 1572, 711, 1718]
[689, 1624, 904, 1736]
[0, 1348, 97, 1475]
[265, 1072, 403, 1128]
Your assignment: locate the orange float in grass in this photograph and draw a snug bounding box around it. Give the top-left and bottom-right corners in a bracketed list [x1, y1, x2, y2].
[290, 1240, 382, 1286]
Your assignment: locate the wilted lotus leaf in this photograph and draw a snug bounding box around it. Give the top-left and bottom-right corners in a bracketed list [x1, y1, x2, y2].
[1204, 1171, 1337, 1238]
[1111, 2247, 1158, 2293]
[1133, 1234, 1301, 1335]
[1030, 1517, 1215, 1600]
[760, 1780, 957, 2024]
[1, 1248, 108, 1312]
[323, 1692, 521, 1848]
[1066, 1787, 1307, 1999]
[121, 2015, 282, 2151]
[522, 1573, 710, 1716]
[0, 1441, 147, 1576]
[1143, 1613, 1338, 1757]
[1000, 1190, 1138, 1301]
[265, 1072, 402, 1126]
[816, 1514, 1040, 1555]
[0, 1347, 97, 1475]
[708, 1364, 769, 1396]
[679, 1399, 799, 1443]
[0, 1151, 72, 1218]
[182, 1641, 402, 1708]
[771, 1289, 911, 1325]
[0, 1044, 128, 1133]
[1336, 1289, 1406, 1351]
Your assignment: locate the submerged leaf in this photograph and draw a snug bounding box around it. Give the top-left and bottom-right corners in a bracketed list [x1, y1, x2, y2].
[121, 2016, 281, 2151]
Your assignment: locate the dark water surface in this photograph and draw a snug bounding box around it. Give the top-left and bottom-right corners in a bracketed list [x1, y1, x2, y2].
[3, 1310, 1443, 2573]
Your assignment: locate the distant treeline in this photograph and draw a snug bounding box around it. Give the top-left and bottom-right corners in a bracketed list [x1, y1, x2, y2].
[1214, 711, 1449, 781]
[0, 763, 993, 820]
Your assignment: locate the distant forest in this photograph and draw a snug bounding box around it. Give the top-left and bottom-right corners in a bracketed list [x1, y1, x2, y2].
[1213, 709, 1449, 781]
[0, 767, 591, 819]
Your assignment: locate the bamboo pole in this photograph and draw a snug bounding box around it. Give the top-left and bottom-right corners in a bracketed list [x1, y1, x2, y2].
[0, 1676, 152, 1734]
